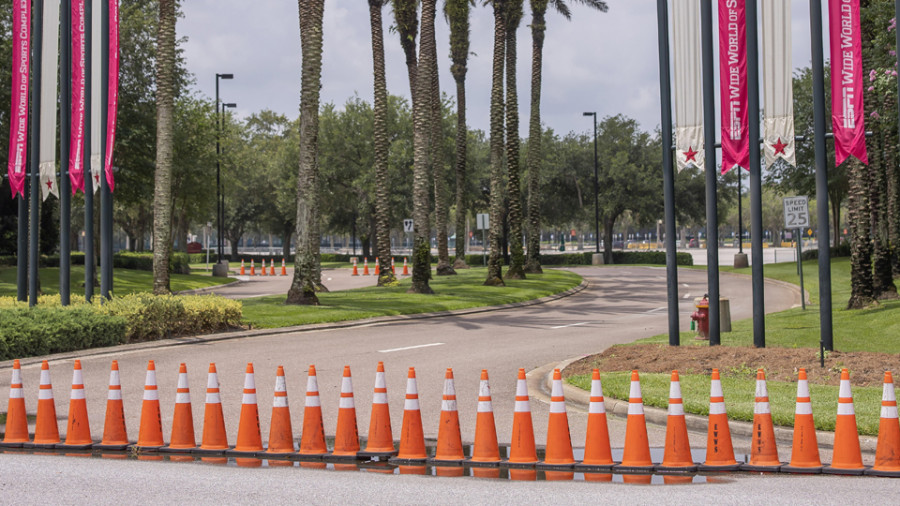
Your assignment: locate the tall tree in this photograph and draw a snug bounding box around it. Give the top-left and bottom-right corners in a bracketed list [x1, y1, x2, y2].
[152, 0, 177, 294]
[392, 0, 420, 97]
[430, 0, 455, 276]
[505, 0, 525, 279]
[524, 0, 607, 273]
[446, 0, 472, 269]
[287, 0, 327, 304]
[485, 0, 507, 286]
[369, 0, 397, 286]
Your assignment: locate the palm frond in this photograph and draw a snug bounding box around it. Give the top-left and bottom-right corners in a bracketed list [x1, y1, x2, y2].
[548, 0, 607, 21]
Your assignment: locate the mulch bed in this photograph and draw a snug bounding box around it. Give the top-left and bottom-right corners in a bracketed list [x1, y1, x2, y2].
[564, 343, 900, 387]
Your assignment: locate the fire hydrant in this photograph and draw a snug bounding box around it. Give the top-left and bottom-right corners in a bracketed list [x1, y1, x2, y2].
[691, 295, 709, 340]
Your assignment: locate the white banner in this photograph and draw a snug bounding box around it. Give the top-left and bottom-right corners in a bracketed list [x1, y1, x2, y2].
[672, 0, 704, 171]
[89, 0, 102, 193]
[39, 0, 61, 200]
[761, 0, 796, 167]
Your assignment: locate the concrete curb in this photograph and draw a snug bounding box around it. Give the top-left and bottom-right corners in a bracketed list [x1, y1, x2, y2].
[528, 358, 878, 454]
[1, 278, 589, 370]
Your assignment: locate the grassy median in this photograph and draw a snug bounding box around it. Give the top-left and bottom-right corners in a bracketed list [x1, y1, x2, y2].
[0, 266, 235, 297]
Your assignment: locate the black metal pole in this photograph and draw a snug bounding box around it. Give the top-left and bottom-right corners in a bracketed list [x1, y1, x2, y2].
[83, 0, 93, 302]
[60, 0, 71, 306]
[701, 0, 720, 345]
[592, 114, 599, 254]
[17, 184, 28, 301]
[657, 0, 680, 346]
[737, 168, 743, 253]
[28, 0, 44, 308]
[810, 0, 833, 351]
[215, 76, 222, 263]
[99, 0, 111, 299]
[747, 0, 765, 348]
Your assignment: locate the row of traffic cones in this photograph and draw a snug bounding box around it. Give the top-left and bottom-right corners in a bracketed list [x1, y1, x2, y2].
[351, 258, 410, 276]
[239, 258, 288, 276]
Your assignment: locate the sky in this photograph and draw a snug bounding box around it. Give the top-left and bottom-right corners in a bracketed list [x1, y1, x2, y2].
[179, 0, 831, 138]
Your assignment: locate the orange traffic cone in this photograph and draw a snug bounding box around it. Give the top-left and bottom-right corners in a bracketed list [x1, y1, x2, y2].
[250, 259, 256, 276]
[823, 368, 865, 475]
[230, 363, 263, 455]
[392, 367, 427, 462]
[360, 362, 396, 457]
[363, 258, 370, 276]
[331, 366, 361, 459]
[261, 258, 267, 276]
[162, 363, 196, 453]
[470, 369, 501, 465]
[96, 361, 129, 450]
[281, 258, 287, 276]
[59, 360, 93, 449]
[540, 368, 574, 468]
[1, 360, 29, 447]
[240, 259, 246, 275]
[867, 372, 900, 477]
[30, 360, 60, 448]
[505, 368, 537, 466]
[391, 258, 395, 274]
[742, 369, 781, 472]
[699, 369, 740, 471]
[656, 370, 696, 472]
[374, 258, 380, 275]
[615, 370, 654, 471]
[579, 369, 614, 470]
[402, 257, 409, 276]
[134, 360, 164, 450]
[270, 261, 276, 276]
[299, 365, 328, 457]
[265, 366, 295, 456]
[782, 368, 822, 473]
[196, 363, 229, 454]
[351, 259, 359, 276]
[432, 368, 464, 463]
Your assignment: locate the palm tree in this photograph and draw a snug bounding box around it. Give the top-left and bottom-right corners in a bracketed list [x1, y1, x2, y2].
[287, 0, 327, 305]
[152, 0, 176, 295]
[524, 0, 607, 274]
[505, 0, 525, 279]
[446, 0, 472, 269]
[430, 1, 455, 276]
[369, 0, 397, 286]
[484, 0, 506, 286]
[847, 157, 875, 309]
[392, 0, 419, 97]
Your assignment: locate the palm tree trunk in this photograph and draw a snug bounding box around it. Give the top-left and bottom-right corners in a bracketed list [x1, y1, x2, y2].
[392, 0, 419, 98]
[429, 5, 454, 277]
[152, 0, 176, 295]
[485, 0, 506, 287]
[287, 0, 326, 305]
[847, 156, 875, 309]
[370, 0, 396, 286]
[872, 104, 897, 300]
[505, 0, 525, 279]
[448, 0, 471, 269]
[524, 4, 546, 274]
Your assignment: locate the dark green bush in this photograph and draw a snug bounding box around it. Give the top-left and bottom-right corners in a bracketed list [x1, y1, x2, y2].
[0, 307, 127, 360]
[800, 243, 852, 261]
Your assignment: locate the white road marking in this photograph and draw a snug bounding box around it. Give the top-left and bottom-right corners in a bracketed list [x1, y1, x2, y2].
[378, 342, 445, 353]
[682, 293, 691, 299]
[681, 283, 689, 288]
[551, 322, 589, 329]
[644, 307, 666, 314]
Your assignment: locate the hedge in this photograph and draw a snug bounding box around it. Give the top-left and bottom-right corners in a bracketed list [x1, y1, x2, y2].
[799, 243, 852, 261]
[1, 251, 191, 273]
[0, 307, 127, 361]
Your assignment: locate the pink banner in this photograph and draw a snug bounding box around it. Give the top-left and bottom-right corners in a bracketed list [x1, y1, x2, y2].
[829, 0, 867, 166]
[104, 0, 119, 192]
[7, 0, 30, 197]
[718, 0, 749, 174]
[69, 0, 86, 193]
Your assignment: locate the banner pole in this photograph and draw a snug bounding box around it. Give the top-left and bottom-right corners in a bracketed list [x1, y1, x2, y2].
[701, 0, 721, 345]
[60, 0, 71, 306]
[17, 183, 28, 301]
[657, 0, 680, 346]
[28, 0, 44, 308]
[746, 0, 765, 347]
[100, 0, 111, 299]
[83, 0, 93, 301]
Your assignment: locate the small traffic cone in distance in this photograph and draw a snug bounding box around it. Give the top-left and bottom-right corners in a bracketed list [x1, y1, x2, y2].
[1, 360, 30, 446]
[391, 258, 395, 274]
[657, 370, 697, 472]
[578, 369, 614, 470]
[505, 368, 537, 466]
[867, 372, 900, 477]
[270, 261, 276, 276]
[96, 361, 129, 450]
[360, 362, 396, 458]
[162, 363, 196, 453]
[374, 258, 380, 275]
[134, 360, 164, 450]
[470, 369, 501, 465]
[615, 370, 654, 471]
[823, 368, 865, 475]
[699, 369, 740, 471]
[782, 368, 822, 474]
[402, 257, 409, 276]
[30, 360, 60, 448]
[392, 367, 428, 462]
[363, 258, 370, 276]
[195, 363, 229, 454]
[331, 366, 361, 459]
[351, 259, 359, 276]
[431, 368, 464, 463]
[261, 258, 267, 276]
[250, 259, 255, 276]
[742, 369, 781, 472]
[240, 259, 246, 275]
[540, 368, 574, 468]
[265, 366, 295, 456]
[60, 360, 93, 449]
[299, 365, 328, 457]
[230, 363, 263, 455]
[281, 258, 287, 276]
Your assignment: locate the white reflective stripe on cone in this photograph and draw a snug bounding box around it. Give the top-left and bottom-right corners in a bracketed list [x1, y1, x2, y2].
[405, 378, 418, 396]
[669, 380, 682, 400]
[882, 405, 899, 419]
[244, 373, 256, 390]
[668, 402, 684, 416]
[549, 400, 566, 414]
[305, 393, 321, 408]
[754, 401, 770, 415]
[589, 399, 606, 414]
[710, 380, 724, 398]
[629, 380, 642, 399]
[273, 394, 289, 408]
[514, 399, 530, 412]
[550, 380, 562, 398]
[339, 395, 354, 409]
[373, 392, 387, 404]
[176, 391, 191, 404]
[40, 369, 51, 386]
[206, 373, 218, 390]
[38, 388, 54, 400]
[478, 399, 494, 413]
[404, 397, 419, 411]
[442, 398, 457, 411]
[242, 392, 257, 404]
[70, 387, 85, 400]
[837, 402, 855, 416]
[797, 380, 811, 398]
[306, 375, 319, 394]
[9, 387, 24, 399]
[516, 380, 528, 396]
[206, 391, 221, 404]
[144, 388, 159, 401]
[341, 377, 353, 394]
[839, 380, 852, 399]
[627, 402, 644, 415]
[108, 388, 122, 401]
[709, 401, 726, 415]
[795, 402, 812, 415]
[755, 379, 768, 398]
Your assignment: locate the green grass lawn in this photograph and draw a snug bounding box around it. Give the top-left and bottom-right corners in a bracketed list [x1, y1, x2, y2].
[0, 266, 234, 297]
[241, 268, 582, 328]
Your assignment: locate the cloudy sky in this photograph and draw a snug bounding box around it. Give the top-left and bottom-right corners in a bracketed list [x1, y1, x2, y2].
[180, 0, 829, 138]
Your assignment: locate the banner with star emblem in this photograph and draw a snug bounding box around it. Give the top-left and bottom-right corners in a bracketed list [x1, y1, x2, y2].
[7, 0, 30, 198]
[829, 0, 867, 166]
[761, 0, 796, 167]
[39, 0, 61, 201]
[672, 0, 704, 171]
[718, 0, 748, 174]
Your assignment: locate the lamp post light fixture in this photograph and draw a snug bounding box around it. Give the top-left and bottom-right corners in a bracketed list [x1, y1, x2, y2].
[214, 73, 234, 276]
[583, 112, 599, 254]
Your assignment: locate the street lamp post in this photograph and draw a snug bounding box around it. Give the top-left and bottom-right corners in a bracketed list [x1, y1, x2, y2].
[214, 73, 234, 276]
[583, 112, 599, 255]
[219, 101, 237, 264]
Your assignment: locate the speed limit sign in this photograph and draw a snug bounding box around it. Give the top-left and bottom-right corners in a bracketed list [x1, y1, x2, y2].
[782, 196, 809, 229]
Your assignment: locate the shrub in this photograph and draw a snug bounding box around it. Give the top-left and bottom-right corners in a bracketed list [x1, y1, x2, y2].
[800, 243, 852, 261]
[0, 307, 127, 361]
[94, 293, 242, 342]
